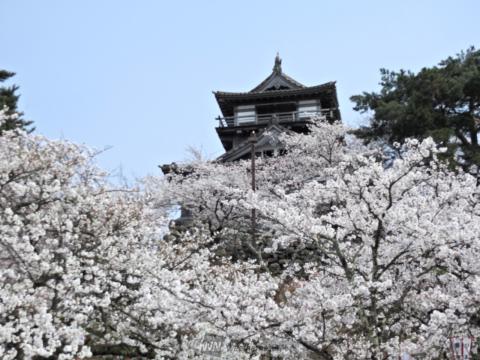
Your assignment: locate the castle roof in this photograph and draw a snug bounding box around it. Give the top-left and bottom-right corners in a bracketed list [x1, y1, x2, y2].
[216, 123, 289, 163]
[213, 54, 338, 117]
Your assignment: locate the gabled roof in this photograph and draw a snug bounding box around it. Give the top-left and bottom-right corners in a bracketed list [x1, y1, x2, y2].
[216, 124, 289, 163]
[213, 54, 339, 117]
[214, 82, 338, 117]
[250, 54, 305, 92]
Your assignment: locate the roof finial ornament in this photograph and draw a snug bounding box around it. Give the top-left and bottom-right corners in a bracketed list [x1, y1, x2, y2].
[273, 52, 282, 73]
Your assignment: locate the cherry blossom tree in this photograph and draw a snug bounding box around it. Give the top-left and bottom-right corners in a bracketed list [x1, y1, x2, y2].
[253, 135, 480, 359]
[2, 106, 479, 360]
[0, 108, 161, 358]
[0, 110, 280, 359]
[155, 120, 480, 359]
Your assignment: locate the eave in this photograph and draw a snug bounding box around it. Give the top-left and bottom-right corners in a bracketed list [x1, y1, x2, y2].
[214, 82, 338, 117]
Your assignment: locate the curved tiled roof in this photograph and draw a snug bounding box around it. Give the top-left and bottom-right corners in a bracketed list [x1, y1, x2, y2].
[213, 55, 340, 118]
[216, 124, 291, 162]
[214, 81, 336, 98]
[214, 81, 338, 117]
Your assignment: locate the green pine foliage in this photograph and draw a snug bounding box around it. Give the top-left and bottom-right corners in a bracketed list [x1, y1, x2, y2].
[0, 70, 34, 134]
[351, 47, 480, 169]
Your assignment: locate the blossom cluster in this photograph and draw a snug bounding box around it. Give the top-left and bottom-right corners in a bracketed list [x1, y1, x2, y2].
[1, 109, 479, 359]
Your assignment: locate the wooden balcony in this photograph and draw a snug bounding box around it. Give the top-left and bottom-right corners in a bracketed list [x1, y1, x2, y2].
[216, 109, 336, 128]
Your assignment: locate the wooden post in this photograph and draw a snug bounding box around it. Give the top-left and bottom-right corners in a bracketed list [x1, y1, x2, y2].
[250, 131, 257, 243]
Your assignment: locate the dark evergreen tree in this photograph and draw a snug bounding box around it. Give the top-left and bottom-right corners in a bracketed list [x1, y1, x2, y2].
[351, 47, 480, 169]
[0, 70, 33, 133]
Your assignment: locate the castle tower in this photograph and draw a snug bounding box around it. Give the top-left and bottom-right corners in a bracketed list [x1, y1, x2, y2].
[214, 54, 341, 162]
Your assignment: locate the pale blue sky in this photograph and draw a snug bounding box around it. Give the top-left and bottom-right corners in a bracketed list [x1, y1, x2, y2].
[1, 1, 478, 179]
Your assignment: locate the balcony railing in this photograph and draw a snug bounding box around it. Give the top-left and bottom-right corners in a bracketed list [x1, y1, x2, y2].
[216, 109, 336, 128]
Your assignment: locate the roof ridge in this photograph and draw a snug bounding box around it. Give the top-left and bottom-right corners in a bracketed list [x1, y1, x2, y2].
[248, 55, 305, 92]
[249, 71, 305, 93]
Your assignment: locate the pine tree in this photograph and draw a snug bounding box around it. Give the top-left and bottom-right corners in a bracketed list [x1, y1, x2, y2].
[351, 47, 480, 169]
[0, 69, 34, 133]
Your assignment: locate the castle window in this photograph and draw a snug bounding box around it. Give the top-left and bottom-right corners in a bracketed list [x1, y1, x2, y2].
[235, 105, 256, 125]
[298, 100, 320, 119]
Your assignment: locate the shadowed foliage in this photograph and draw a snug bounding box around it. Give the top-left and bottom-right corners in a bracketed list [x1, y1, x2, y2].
[351, 47, 480, 169]
[0, 69, 33, 134]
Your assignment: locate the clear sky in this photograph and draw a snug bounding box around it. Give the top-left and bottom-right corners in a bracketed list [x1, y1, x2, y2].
[1, 1, 478, 179]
